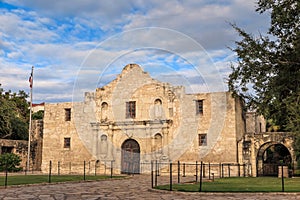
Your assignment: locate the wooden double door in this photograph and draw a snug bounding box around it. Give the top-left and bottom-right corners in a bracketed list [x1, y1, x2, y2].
[121, 139, 140, 174]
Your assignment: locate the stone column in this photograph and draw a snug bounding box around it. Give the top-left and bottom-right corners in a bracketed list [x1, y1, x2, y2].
[250, 138, 257, 177]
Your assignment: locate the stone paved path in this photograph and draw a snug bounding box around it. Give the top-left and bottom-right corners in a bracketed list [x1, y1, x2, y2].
[0, 175, 299, 200]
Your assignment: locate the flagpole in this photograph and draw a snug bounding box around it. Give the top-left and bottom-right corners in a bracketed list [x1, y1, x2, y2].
[27, 66, 34, 173]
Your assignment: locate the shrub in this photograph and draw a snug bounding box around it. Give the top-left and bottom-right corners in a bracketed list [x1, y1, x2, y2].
[0, 153, 22, 172]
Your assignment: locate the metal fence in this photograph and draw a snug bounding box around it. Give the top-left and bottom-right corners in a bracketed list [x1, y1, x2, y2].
[148, 161, 252, 189]
[0, 160, 116, 188]
[45, 160, 115, 176]
[149, 161, 300, 192]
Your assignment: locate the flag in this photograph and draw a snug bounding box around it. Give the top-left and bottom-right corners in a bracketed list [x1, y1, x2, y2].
[29, 73, 33, 88]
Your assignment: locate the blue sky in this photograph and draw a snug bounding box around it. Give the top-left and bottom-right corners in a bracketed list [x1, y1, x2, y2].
[0, 0, 270, 103]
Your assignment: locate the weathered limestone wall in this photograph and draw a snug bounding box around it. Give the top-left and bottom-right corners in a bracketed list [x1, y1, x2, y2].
[177, 92, 244, 163]
[0, 139, 28, 169]
[41, 102, 95, 174]
[246, 112, 266, 133]
[41, 64, 246, 174]
[31, 120, 43, 171]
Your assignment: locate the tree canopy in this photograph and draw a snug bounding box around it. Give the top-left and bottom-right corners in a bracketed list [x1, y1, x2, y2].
[228, 0, 300, 161]
[0, 84, 29, 140]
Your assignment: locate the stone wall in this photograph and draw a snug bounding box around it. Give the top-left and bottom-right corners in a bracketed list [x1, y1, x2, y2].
[246, 112, 266, 133]
[41, 64, 247, 174]
[0, 120, 43, 171]
[31, 120, 43, 171]
[0, 139, 28, 169]
[41, 102, 94, 174]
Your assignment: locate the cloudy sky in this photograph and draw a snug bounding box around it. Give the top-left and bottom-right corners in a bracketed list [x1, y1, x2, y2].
[0, 0, 270, 103]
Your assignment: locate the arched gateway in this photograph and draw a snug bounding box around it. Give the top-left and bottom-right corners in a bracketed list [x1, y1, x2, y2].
[243, 132, 296, 177]
[121, 139, 140, 174]
[256, 142, 292, 176]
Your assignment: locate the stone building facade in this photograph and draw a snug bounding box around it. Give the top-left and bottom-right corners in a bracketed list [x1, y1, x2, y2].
[41, 64, 246, 174]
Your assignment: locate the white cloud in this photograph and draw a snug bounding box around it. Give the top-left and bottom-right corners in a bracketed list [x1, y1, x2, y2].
[0, 0, 270, 102]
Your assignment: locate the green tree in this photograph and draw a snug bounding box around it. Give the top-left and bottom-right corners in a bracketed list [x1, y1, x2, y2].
[0, 153, 22, 172]
[228, 0, 300, 162]
[32, 110, 44, 120]
[0, 84, 29, 140]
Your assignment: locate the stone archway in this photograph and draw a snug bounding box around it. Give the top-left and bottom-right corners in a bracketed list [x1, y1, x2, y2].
[256, 142, 292, 176]
[121, 139, 140, 174]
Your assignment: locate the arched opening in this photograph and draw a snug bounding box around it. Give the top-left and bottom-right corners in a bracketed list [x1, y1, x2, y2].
[154, 133, 162, 153]
[99, 135, 108, 156]
[257, 142, 292, 176]
[101, 102, 108, 121]
[154, 98, 163, 119]
[154, 99, 162, 105]
[121, 139, 140, 174]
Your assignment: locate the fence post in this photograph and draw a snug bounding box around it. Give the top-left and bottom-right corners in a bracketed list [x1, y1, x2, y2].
[84, 160, 86, 181]
[151, 161, 154, 188]
[243, 163, 246, 177]
[170, 162, 172, 191]
[49, 160, 52, 183]
[219, 163, 221, 178]
[238, 163, 240, 177]
[281, 164, 285, 192]
[221, 163, 224, 178]
[208, 163, 211, 180]
[155, 160, 158, 187]
[157, 161, 160, 176]
[94, 160, 97, 176]
[110, 160, 113, 178]
[183, 163, 186, 177]
[58, 161, 60, 176]
[4, 162, 8, 188]
[199, 161, 203, 192]
[195, 161, 198, 182]
[203, 163, 205, 178]
[228, 164, 230, 177]
[178, 161, 180, 183]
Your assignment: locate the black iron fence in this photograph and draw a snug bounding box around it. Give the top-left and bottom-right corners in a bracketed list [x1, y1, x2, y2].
[0, 160, 116, 188]
[148, 161, 250, 181]
[148, 161, 252, 189]
[42, 160, 115, 176]
[149, 161, 300, 192]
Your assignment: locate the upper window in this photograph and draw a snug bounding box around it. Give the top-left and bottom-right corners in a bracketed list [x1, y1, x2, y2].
[64, 137, 71, 148]
[154, 99, 162, 105]
[126, 101, 136, 118]
[65, 108, 71, 121]
[198, 134, 207, 146]
[101, 102, 108, 109]
[196, 100, 203, 115]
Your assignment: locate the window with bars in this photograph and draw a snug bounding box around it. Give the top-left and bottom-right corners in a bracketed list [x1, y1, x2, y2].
[64, 137, 71, 148]
[126, 101, 136, 118]
[65, 108, 71, 121]
[196, 100, 203, 115]
[198, 134, 207, 146]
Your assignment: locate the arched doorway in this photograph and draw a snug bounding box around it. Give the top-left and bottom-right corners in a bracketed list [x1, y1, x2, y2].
[121, 139, 140, 174]
[257, 142, 292, 176]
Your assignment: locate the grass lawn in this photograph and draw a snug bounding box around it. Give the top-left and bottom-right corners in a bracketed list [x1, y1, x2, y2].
[155, 177, 300, 192]
[0, 175, 124, 187]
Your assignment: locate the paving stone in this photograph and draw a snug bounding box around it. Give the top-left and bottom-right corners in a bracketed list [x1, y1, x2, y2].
[0, 175, 299, 199]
